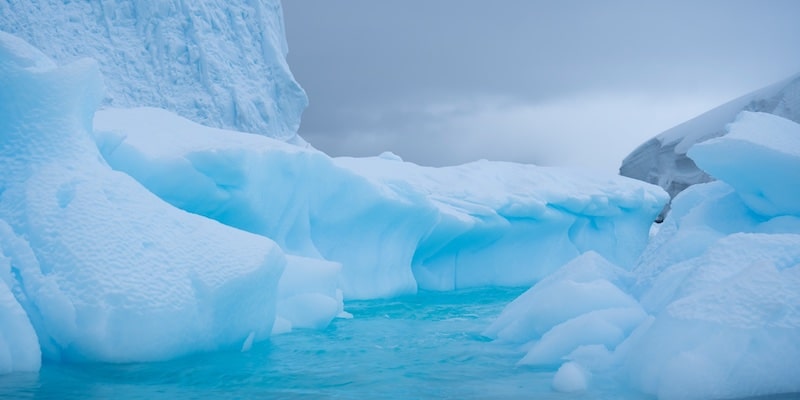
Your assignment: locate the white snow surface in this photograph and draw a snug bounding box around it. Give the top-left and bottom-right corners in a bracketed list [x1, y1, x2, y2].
[620, 73, 800, 211]
[493, 111, 800, 399]
[0, 31, 310, 367]
[93, 107, 668, 299]
[0, 0, 307, 144]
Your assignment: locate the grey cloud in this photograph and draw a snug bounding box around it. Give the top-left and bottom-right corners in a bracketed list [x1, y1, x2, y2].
[283, 0, 800, 171]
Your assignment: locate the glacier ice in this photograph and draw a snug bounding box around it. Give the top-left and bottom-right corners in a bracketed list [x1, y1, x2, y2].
[620, 73, 800, 218]
[0, 0, 308, 144]
[0, 31, 295, 364]
[92, 107, 668, 299]
[494, 111, 800, 399]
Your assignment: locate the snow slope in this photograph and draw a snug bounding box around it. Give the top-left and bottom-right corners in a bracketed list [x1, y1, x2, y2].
[0, 0, 307, 144]
[93, 107, 668, 299]
[619, 73, 800, 217]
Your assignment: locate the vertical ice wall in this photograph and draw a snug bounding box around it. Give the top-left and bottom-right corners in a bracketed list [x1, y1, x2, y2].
[0, 0, 308, 144]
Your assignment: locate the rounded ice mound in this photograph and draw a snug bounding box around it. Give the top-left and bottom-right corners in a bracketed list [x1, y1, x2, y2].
[0, 32, 286, 364]
[484, 252, 646, 368]
[552, 362, 590, 392]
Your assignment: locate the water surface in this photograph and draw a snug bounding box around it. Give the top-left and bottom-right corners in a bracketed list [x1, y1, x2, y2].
[0, 288, 649, 399]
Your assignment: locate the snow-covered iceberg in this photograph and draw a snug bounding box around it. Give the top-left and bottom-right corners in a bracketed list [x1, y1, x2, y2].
[619, 73, 800, 218]
[0, 31, 297, 368]
[0, 0, 307, 144]
[491, 111, 800, 399]
[92, 107, 668, 299]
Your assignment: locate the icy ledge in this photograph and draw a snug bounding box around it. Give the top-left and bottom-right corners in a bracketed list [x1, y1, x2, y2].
[489, 112, 800, 400]
[93, 107, 668, 299]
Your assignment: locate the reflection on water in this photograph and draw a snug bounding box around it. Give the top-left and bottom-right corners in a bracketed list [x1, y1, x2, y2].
[1, 288, 652, 399]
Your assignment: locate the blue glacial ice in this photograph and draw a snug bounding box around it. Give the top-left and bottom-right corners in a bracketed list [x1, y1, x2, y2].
[92, 106, 666, 299]
[1, 1, 799, 398]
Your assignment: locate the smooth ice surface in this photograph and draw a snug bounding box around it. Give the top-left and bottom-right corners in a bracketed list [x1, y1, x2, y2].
[484, 252, 646, 367]
[688, 112, 800, 217]
[0, 0, 308, 144]
[0, 32, 289, 364]
[93, 107, 667, 299]
[620, 73, 800, 209]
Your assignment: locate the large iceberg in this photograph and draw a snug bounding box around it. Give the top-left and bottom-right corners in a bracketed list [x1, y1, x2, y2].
[619, 73, 800, 218]
[92, 107, 668, 299]
[0, 0, 307, 144]
[490, 111, 800, 399]
[0, 32, 295, 368]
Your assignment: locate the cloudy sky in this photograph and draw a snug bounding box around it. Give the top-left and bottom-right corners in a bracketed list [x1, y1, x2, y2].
[282, 1, 800, 173]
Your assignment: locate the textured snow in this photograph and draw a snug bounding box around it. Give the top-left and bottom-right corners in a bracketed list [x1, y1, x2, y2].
[0, 0, 307, 144]
[0, 31, 293, 364]
[93, 107, 667, 299]
[620, 73, 800, 217]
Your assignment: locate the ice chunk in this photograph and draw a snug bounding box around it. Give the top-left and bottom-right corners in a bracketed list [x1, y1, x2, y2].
[623, 235, 800, 400]
[0, 0, 307, 144]
[276, 256, 345, 331]
[484, 253, 647, 368]
[0, 251, 40, 374]
[552, 362, 590, 393]
[688, 111, 800, 217]
[0, 32, 287, 364]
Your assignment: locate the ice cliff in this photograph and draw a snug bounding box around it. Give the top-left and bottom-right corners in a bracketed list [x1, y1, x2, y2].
[0, 0, 307, 144]
[0, 27, 666, 370]
[620, 73, 800, 218]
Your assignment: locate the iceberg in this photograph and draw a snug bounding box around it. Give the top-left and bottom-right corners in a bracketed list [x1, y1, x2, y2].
[493, 111, 800, 399]
[93, 107, 668, 299]
[620, 73, 800, 219]
[0, 0, 308, 144]
[0, 31, 294, 365]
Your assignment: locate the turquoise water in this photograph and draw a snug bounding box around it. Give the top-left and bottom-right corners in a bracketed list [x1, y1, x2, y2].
[0, 288, 649, 399]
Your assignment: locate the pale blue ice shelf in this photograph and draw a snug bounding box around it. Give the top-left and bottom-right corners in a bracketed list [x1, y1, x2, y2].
[0, 288, 651, 399]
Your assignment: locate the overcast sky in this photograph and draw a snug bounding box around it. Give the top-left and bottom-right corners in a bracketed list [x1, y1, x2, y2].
[282, 1, 800, 173]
